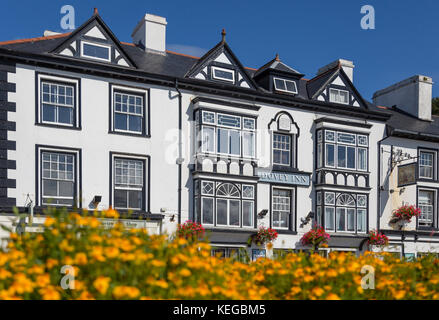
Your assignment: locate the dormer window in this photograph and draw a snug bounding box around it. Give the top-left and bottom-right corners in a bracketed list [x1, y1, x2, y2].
[81, 41, 111, 62]
[273, 78, 298, 94]
[329, 88, 349, 105]
[211, 66, 235, 83]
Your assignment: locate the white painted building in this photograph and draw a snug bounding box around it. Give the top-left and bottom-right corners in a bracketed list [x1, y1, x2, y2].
[0, 9, 435, 259]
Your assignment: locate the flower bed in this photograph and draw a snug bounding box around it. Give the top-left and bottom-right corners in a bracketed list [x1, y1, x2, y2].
[300, 226, 330, 249]
[1, 208, 439, 300]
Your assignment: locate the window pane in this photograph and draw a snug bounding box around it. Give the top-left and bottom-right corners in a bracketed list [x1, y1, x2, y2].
[229, 200, 240, 226]
[202, 127, 215, 153]
[243, 132, 254, 157]
[202, 198, 214, 224]
[357, 209, 367, 232]
[272, 188, 291, 229]
[58, 107, 73, 124]
[128, 115, 142, 132]
[326, 144, 335, 166]
[43, 179, 57, 197]
[217, 114, 240, 128]
[214, 68, 234, 81]
[325, 207, 335, 230]
[42, 104, 56, 122]
[274, 79, 286, 91]
[242, 201, 254, 227]
[242, 185, 254, 199]
[285, 81, 297, 93]
[229, 130, 240, 155]
[128, 190, 142, 209]
[83, 43, 110, 60]
[114, 190, 128, 208]
[336, 208, 346, 231]
[217, 128, 228, 154]
[115, 113, 128, 131]
[419, 191, 434, 226]
[338, 146, 346, 168]
[358, 148, 367, 171]
[216, 199, 228, 225]
[347, 208, 355, 231]
[202, 111, 215, 124]
[273, 150, 281, 165]
[347, 147, 356, 169]
[58, 181, 74, 197]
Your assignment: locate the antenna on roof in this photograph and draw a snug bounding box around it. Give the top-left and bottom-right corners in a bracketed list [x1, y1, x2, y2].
[221, 29, 226, 43]
[93, 8, 99, 15]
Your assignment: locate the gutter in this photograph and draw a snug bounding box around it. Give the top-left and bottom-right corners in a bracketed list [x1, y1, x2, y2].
[174, 79, 183, 225]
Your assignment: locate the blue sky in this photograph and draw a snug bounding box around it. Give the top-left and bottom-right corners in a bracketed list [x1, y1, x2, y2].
[1, 0, 438, 100]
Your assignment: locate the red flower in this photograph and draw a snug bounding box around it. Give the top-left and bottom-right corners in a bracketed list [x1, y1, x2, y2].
[177, 221, 205, 241]
[301, 225, 330, 247]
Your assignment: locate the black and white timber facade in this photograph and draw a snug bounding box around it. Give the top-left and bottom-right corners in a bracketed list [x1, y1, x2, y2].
[0, 9, 438, 259]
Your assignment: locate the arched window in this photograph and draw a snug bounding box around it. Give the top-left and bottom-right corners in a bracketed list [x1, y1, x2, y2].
[336, 194, 356, 207]
[216, 183, 240, 198]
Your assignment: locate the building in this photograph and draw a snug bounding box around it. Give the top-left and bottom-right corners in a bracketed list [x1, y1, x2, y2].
[0, 9, 436, 259]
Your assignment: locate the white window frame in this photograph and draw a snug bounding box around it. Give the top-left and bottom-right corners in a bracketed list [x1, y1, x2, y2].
[37, 74, 80, 128]
[110, 85, 148, 136]
[272, 133, 292, 167]
[271, 186, 294, 230]
[418, 189, 436, 227]
[329, 88, 349, 105]
[211, 66, 235, 83]
[37, 146, 81, 208]
[419, 150, 436, 180]
[81, 41, 111, 62]
[273, 77, 298, 94]
[111, 154, 148, 211]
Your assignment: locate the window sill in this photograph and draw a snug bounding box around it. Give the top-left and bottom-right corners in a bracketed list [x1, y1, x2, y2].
[108, 131, 150, 138]
[272, 165, 299, 173]
[35, 123, 81, 131]
[275, 229, 297, 235]
[317, 167, 370, 174]
[417, 178, 439, 183]
[204, 227, 257, 234]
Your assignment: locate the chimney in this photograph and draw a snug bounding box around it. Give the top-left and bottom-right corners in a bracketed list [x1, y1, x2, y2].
[373, 75, 433, 121]
[317, 59, 355, 83]
[132, 14, 167, 54]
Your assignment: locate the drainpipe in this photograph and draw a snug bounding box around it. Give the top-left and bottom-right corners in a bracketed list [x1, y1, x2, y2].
[175, 79, 183, 225]
[377, 133, 391, 233]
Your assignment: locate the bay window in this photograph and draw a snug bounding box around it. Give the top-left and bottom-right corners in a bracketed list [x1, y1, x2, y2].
[195, 180, 256, 228]
[197, 110, 256, 158]
[316, 191, 367, 233]
[317, 129, 368, 171]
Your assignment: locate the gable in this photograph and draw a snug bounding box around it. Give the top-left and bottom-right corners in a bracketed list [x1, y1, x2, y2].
[186, 42, 256, 90]
[52, 15, 135, 68]
[312, 69, 367, 108]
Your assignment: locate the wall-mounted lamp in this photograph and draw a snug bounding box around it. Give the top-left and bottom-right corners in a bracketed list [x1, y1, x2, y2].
[258, 209, 268, 219]
[300, 211, 315, 228]
[92, 195, 102, 208]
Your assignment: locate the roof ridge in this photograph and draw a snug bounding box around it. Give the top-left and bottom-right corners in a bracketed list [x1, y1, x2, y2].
[307, 64, 339, 83]
[0, 32, 71, 46]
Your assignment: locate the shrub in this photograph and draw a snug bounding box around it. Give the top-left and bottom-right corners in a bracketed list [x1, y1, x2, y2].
[1, 208, 439, 300]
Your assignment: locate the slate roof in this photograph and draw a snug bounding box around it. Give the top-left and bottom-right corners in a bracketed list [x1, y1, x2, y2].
[253, 55, 303, 78]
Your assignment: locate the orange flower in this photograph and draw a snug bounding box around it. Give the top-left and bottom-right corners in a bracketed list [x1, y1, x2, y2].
[93, 276, 111, 295]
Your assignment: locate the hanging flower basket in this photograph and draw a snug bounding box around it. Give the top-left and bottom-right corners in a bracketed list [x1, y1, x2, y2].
[390, 205, 421, 227]
[176, 221, 205, 241]
[367, 230, 389, 247]
[248, 227, 278, 247]
[300, 226, 330, 250]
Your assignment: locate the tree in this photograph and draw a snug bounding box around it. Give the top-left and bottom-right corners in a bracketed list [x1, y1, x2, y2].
[433, 97, 439, 116]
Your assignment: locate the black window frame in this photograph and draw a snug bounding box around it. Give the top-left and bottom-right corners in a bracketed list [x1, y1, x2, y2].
[35, 145, 82, 208]
[270, 185, 296, 233]
[109, 84, 150, 138]
[109, 152, 149, 212]
[35, 72, 81, 130]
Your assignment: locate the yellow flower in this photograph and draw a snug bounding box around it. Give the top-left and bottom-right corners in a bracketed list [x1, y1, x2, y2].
[44, 217, 55, 227]
[152, 280, 169, 289]
[0, 268, 12, 280]
[12, 273, 35, 294]
[179, 268, 191, 277]
[78, 291, 95, 300]
[74, 252, 88, 265]
[326, 293, 341, 300]
[104, 247, 120, 259]
[290, 287, 301, 296]
[112, 286, 140, 299]
[93, 276, 111, 295]
[393, 290, 406, 300]
[312, 287, 324, 297]
[89, 218, 101, 228]
[36, 274, 51, 287]
[39, 286, 61, 300]
[105, 208, 119, 219]
[151, 260, 165, 267]
[326, 269, 338, 277]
